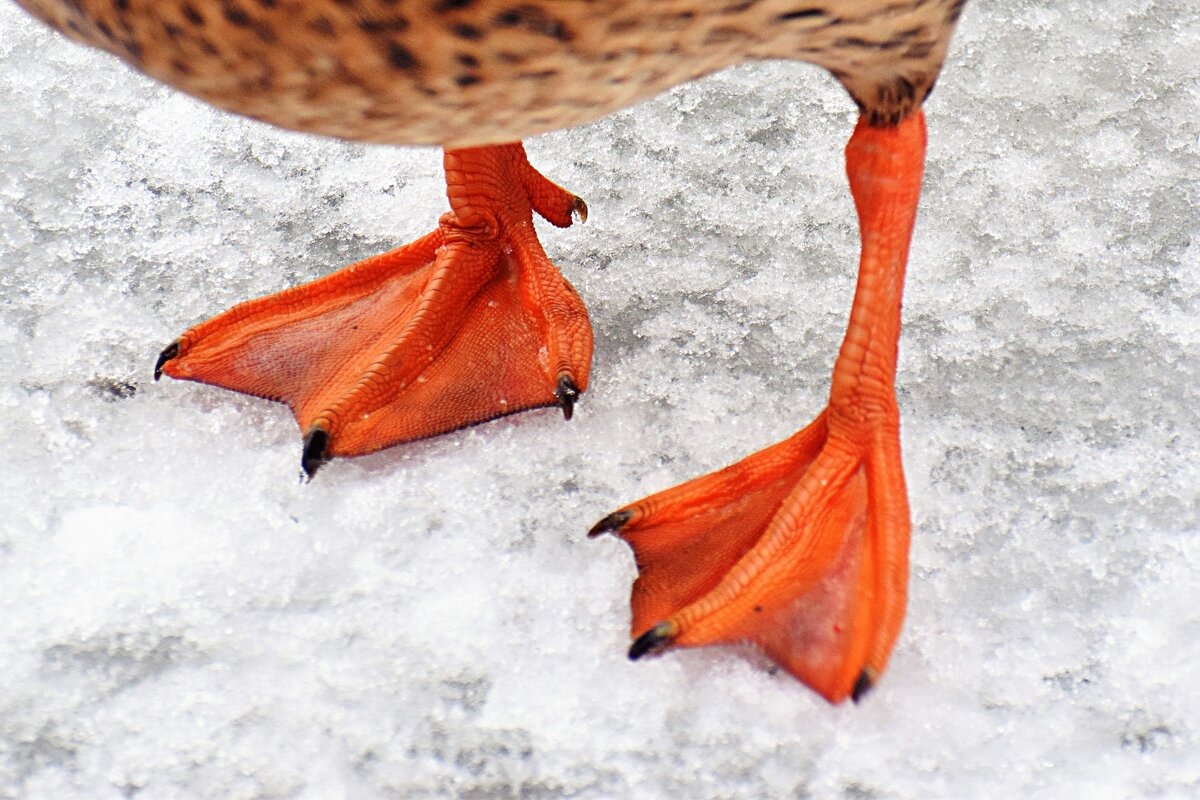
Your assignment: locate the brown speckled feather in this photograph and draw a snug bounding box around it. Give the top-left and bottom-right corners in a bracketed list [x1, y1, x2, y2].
[14, 0, 964, 146]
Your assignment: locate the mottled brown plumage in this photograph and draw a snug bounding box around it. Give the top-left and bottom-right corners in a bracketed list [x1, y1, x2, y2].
[15, 0, 963, 143]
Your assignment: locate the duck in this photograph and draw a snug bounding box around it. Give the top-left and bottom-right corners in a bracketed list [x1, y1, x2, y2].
[12, 0, 967, 704]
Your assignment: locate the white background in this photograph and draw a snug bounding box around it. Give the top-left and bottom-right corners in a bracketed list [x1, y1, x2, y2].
[2, 1, 1199, 797]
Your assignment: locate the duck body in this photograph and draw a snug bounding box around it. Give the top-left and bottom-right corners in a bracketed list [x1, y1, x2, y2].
[16, 0, 961, 144]
[14, 0, 966, 703]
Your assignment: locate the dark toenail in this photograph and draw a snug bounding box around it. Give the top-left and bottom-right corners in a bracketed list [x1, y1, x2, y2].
[851, 669, 875, 704]
[628, 621, 676, 660]
[153, 341, 180, 381]
[556, 375, 580, 420]
[588, 509, 632, 538]
[301, 426, 330, 481]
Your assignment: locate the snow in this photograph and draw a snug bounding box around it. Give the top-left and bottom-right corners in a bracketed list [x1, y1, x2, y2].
[2, 1, 1199, 797]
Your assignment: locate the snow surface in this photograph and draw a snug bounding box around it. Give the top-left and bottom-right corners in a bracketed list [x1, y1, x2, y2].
[3, 1, 1200, 797]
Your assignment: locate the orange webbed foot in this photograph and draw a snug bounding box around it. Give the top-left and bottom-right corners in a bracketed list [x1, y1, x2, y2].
[594, 112, 928, 703]
[592, 407, 909, 704]
[156, 143, 592, 476]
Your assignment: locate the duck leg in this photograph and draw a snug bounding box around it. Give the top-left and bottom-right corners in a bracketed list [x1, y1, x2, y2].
[156, 143, 592, 477]
[592, 112, 926, 704]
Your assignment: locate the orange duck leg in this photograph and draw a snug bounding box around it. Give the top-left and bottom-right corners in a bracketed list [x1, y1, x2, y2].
[592, 112, 926, 704]
[155, 143, 592, 477]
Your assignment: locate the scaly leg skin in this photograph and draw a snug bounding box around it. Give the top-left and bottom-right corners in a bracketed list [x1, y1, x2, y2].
[155, 143, 593, 477]
[591, 112, 927, 704]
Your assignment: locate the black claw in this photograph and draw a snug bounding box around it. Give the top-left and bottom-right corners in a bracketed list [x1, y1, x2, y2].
[153, 341, 180, 381]
[571, 196, 588, 224]
[851, 669, 875, 704]
[301, 426, 330, 481]
[628, 622, 676, 661]
[555, 375, 579, 421]
[588, 509, 632, 539]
